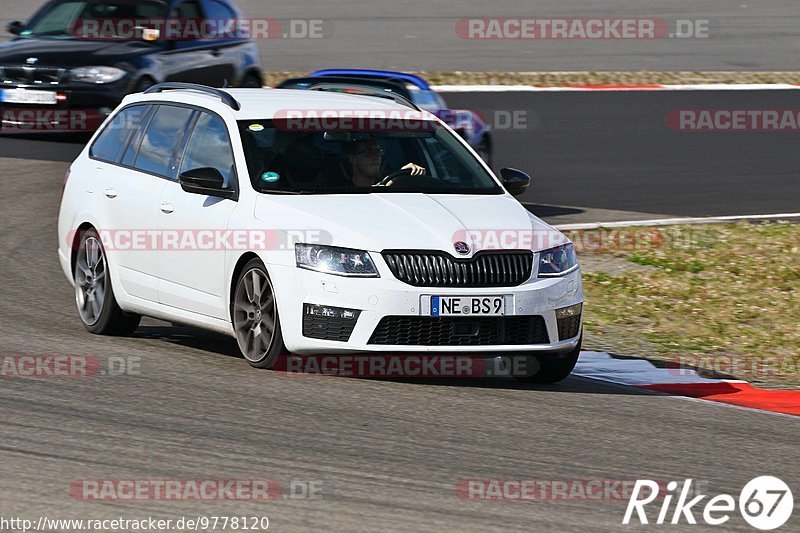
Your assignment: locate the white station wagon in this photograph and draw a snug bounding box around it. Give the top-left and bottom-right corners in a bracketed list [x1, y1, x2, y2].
[57, 83, 583, 382]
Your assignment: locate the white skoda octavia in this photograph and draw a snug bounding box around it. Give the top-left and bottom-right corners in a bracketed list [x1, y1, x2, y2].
[57, 83, 583, 382]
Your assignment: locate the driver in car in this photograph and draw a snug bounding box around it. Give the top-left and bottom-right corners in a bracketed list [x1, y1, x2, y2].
[345, 139, 425, 187]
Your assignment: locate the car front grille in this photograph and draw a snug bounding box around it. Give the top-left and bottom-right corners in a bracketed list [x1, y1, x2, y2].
[1, 66, 67, 85]
[368, 315, 549, 346]
[382, 250, 533, 287]
[557, 314, 581, 341]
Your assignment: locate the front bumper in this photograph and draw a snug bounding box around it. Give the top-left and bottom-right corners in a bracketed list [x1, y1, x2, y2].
[0, 81, 127, 132]
[268, 262, 583, 355]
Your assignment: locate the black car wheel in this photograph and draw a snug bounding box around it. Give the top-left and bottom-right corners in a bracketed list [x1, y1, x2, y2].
[513, 334, 582, 384]
[476, 137, 492, 168]
[74, 228, 141, 336]
[134, 77, 155, 93]
[232, 259, 284, 368]
[240, 73, 263, 88]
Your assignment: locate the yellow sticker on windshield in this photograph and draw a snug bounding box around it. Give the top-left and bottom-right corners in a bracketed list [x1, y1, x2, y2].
[248, 124, 264, 132]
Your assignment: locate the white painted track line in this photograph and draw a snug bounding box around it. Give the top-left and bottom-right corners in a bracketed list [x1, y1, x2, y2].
[554, 212, 800, 231]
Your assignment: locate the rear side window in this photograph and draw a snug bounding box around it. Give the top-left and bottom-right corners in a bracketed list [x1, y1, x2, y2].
[134, 105, 196, 178]
[172, 0, 203, 19]
[90, 105, 151, 163]
[180, 112, 236, 186]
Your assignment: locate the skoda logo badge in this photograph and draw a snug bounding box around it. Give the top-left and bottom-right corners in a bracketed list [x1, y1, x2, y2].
[454, 241, 470, 255]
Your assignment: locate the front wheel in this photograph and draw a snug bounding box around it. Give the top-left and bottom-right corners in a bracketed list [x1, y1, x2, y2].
[232, 259, 284, 368]
[240, 73, 263, 88]
[74, 228, 141, 336]
[513, 335, 582, 384]
[476, 137, 492, 169]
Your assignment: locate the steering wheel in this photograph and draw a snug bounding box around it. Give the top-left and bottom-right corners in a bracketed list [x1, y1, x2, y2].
[376, 168, 420, 186]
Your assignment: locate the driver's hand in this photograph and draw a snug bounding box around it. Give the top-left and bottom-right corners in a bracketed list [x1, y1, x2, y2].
[401, 163, 426, 176]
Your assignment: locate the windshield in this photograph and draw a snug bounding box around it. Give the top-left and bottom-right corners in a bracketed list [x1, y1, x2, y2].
[408, 89, 446, 112]
[237, 120, 502, 195]
[23, 0, 166, 39]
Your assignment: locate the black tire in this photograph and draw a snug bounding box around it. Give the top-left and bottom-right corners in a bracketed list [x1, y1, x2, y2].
[231, 259, 284, 369]
[74, 228, 141, 336]
[134, 77, 155, 93]
[240, 72, 263, 88]
[476, 137, 492, 169]
[513, 335, 582, 384]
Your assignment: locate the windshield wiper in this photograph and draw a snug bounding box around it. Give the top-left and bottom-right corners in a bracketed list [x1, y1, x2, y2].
[262, 190, 316, 195]
[27, 30, 72, 37]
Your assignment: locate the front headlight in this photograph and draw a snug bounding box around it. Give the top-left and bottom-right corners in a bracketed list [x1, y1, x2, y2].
[70, 66, 127, 84]
[538, 243, 578, 277]
[295, 244, 379, 277]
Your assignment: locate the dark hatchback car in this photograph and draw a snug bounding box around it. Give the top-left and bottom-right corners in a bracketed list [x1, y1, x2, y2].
[0, 0, 262, 131]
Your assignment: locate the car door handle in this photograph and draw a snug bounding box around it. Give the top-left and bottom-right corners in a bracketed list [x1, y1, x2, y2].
[160, 202, 175, 214]
[104, 187, 118, 199]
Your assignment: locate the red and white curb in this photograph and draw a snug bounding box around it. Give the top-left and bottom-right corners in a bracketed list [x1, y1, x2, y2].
[435, 83, 800, 92]
[574, 351, 800, 417]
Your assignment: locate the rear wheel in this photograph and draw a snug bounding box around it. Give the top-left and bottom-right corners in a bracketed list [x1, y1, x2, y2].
[74, 228, 141, 336]
[240, 72, 263, 88]
[232, 259, 284, 368]
[513, 335, 582, 384]
[134, 77, 155, 93]
[476, 137, 492, 168]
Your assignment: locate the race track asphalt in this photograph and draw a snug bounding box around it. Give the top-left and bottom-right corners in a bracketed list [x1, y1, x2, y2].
[0, 90, 798, 531]
[2, 0, 800, 71]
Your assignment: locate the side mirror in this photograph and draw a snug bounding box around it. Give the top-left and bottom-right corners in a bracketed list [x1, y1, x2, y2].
[500, 167, 531, 197]
[6, 21, 23, 35]
[179, 167, 236, 200]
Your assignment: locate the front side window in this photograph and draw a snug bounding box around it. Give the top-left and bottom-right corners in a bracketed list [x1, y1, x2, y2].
[133, 105, 196, 178]
[90, 104, 151, 163]
[24, 0, 167, 39]
[237, 119, 501, 195]
[180, 112, 235, 186]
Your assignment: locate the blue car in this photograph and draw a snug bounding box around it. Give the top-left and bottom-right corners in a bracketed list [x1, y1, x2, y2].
[276, 68, 493, 167]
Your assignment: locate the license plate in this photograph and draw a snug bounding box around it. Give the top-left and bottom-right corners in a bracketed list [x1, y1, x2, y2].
[0, 89, 58, 105]
[430, 296, 507, 317]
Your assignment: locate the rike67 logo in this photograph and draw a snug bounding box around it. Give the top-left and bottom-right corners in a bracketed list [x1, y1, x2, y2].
[623, 476, 793, 530]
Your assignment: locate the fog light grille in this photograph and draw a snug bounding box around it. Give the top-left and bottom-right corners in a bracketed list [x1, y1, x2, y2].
[302, 304, 360, 342]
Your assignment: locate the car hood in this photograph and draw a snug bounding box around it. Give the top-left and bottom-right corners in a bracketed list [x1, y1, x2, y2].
[254, 193, 566, 254]
[0, 38, 152, 66]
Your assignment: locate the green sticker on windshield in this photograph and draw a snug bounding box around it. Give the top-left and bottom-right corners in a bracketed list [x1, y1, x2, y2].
[248, 123, 264, 132]
[261, 171, 280, 183]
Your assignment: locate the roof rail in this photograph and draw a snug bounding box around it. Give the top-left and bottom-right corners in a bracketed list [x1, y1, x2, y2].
[305, 83, 421, 111]
[144, 82, 241, 111]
